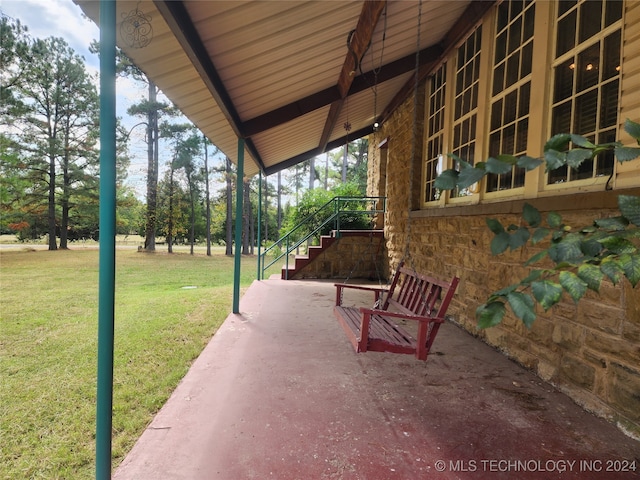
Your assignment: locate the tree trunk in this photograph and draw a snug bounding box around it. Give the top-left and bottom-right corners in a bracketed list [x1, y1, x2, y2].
[48, 151, 57, 251]
[342, 143, 348, 183]
[189, 176, 195, 256]
[225, 156, 233, 256]
[309, 156, 315, 189]
[325, 152, 329, 190]
[60, 160, 70, 250]
[144, 80, 158, 251]
[167, 165, 174, 254]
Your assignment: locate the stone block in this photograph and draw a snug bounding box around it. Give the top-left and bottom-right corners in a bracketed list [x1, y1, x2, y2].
[551, 321, 584, 352]
[558, 355, 596, 390]
[576, 300, 622, 334]
[609, 362, 640, 423]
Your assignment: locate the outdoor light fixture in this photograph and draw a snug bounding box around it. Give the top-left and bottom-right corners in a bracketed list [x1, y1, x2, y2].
[373, 121, 380, 131]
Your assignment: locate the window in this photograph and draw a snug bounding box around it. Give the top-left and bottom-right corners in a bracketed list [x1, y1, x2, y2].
[548, 0, 622, 184]
[424, 64, 446, 203]
[487, 0, 535, 192]
[451, 27, 482, 198]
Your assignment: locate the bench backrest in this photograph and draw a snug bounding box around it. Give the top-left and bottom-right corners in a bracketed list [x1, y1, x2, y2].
[383, 262, 459, 319]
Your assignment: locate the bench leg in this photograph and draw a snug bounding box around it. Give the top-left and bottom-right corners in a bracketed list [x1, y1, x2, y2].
[358, 312, 371, 353]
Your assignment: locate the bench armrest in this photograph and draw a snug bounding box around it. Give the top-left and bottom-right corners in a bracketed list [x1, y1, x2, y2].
[334, 283, 388, 306]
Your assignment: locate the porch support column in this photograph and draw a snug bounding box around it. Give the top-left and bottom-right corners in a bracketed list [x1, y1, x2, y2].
[96, 0, 116, 478]
[233, 138, 244, 313]
[257, 171, 262, 280]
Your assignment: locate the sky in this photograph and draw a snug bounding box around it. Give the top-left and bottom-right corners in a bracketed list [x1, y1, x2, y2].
[0, 0, 201, 197]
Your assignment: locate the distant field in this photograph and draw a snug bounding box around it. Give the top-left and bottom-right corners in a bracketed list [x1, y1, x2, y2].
[0, 247, 279, 479]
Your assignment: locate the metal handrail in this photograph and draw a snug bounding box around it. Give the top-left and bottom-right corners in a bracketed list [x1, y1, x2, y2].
[259, 196, 386, 279]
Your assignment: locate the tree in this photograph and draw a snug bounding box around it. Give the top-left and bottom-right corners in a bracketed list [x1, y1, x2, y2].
[435, 119, 640, 328]
[4, 34, 100, 250]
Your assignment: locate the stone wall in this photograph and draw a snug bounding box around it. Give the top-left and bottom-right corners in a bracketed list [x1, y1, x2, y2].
[292, 233, 388, 281]
[367, 95, 640, 440]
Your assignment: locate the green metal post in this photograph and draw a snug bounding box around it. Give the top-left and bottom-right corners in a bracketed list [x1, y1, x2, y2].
[96, 1, 116, 478]
[257, 171, 262, 280]
[232, 138, 244, 313]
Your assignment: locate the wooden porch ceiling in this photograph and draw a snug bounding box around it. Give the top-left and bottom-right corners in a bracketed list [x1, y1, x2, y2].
[74, 0, 495, 177]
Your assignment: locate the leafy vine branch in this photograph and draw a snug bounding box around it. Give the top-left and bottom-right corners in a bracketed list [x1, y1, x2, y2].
[434, 119, 640, 329]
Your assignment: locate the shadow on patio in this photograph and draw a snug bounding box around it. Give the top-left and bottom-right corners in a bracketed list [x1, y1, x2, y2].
[114, 278, 639, 480]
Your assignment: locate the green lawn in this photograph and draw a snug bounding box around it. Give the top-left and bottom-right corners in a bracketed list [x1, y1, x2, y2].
[0, 247, 279, 479]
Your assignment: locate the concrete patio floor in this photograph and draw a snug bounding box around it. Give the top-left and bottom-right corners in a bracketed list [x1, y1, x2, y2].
[114, 278, 639, 480]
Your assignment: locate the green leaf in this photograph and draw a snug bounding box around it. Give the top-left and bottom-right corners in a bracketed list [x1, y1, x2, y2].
[614, 146, 640, 162]
[509, 226, 530, 250]
[522, 203, 542, 227]
[531, 280, 563, 310]
[486, 218, 505, 234]
[491, 231, 510, 255]
[618, 195, 640, 226]
[476, 301, 506, 329]
[506, 292, 537, 328]
[594, 216, 628, 231]
[531, 227, 550, 245]
[434, 169, 459, 190]
[598, 236, 637, 255]
[619, 253, 640, 287]
[494, 284, 519, 296]
[548, 233, 583, 263]
[580, 238, 603, 257]
[600, 258, 624, 285]
[485, 156, 514, 174]
[577, 263, 604, 292]
[517, 155, 544, 170]
[496, 154, 519, 164]
[559, 271, 588, 303]
[457, 166, 486, 189]
[548, 211, 563, 228]
[544, 149, 567, 171]
[570, 134, 596, 149]
[566, 148, 593, 169]
[545, 133, 571, 152]
[525, 250, 548, 266]
[624, 118, 640, 143]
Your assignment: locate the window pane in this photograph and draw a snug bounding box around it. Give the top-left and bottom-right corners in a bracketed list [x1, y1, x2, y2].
[498, 2, 509, 32]
[558, 1, 577, 17]
[600, 79, 619, 129]
[596, 128, 615, 176]
[554, 59, 574, 102]
[552, 100, 572, 135]
[508, 17, 522, 55]
[579, 0, 602, 44]
[519, 81, 531, 117]
[502, 124, 516, 153]
[575, 89, 598, 133]
[605, 0, 623, 26]
[506, 51, 520, 88]
[495, 31, 507, 64]
[523, 5, 535, 41]
[513, 166, 526, 188]
[489, 131, 501, 157]
[504, 90, 518, 124]
[521, 41, 533, 77]
[577, 42, 600, 93]
[516, 118, 529, 153]
[491, 99, 503, 131]
[603, 30, 621, 81]
[493, 63, 505, 96]
[556, 10, 576, 57]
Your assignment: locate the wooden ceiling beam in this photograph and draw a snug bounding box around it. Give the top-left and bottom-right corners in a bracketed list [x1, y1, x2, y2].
[318, 0, 387, 151]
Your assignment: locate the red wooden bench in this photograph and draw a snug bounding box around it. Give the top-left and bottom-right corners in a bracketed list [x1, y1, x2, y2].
[334, 262, 459, 361]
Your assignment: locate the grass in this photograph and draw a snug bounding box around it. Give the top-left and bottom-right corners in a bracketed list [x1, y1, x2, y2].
[0, 246, 281, 479]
